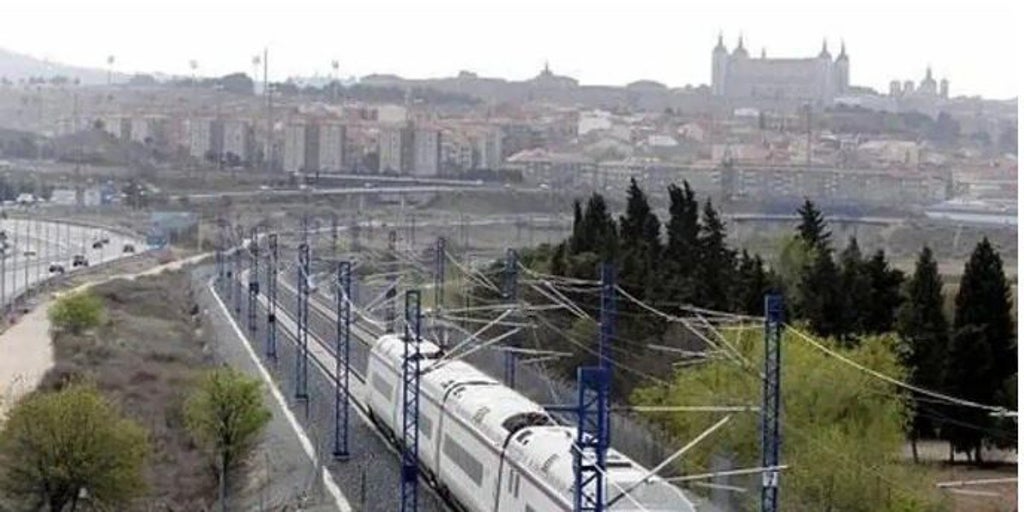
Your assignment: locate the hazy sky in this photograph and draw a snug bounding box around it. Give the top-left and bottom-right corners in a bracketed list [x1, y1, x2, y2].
[3, 0, 1019, 99]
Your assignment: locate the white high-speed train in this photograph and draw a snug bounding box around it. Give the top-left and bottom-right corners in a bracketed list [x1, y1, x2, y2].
[366, 333, 697, 512]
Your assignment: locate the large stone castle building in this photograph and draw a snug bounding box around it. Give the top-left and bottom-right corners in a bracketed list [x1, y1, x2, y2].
[712, 34, 849, 104]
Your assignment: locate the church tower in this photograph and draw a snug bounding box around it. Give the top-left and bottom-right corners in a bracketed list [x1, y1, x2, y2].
[817, 39, 834, 103]
[834, 41, 850, 95]
[712, 32, 730, 96]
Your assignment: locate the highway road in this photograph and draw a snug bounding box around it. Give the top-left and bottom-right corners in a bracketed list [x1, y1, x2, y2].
[0, 218, 142, 311]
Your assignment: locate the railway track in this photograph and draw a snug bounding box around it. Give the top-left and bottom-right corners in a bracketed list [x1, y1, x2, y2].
[226, 269, 456, 512]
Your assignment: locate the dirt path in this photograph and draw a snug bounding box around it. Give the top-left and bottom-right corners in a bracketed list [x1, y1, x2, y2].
[0, 299, 55, 419]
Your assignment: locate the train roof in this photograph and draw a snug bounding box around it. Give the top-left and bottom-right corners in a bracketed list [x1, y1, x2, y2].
[373, 333, 443, 362]
[419, 358, 499, 398]
[508, 426, 697, 512]
[445, 381, 554, 445]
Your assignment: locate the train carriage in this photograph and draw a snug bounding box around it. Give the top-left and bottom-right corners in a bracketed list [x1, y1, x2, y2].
[366, 333, 698, 512]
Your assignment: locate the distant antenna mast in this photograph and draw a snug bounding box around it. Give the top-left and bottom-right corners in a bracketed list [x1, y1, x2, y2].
[106, 55, 115, 86]
[264, 48, 272, 174]
[331, 59, 340, 103]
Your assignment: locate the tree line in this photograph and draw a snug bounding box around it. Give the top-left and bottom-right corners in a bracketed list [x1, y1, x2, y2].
[524, 177, 1014, 464]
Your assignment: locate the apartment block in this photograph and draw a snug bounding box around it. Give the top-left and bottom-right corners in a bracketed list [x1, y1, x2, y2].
[318, 123, 347, 173]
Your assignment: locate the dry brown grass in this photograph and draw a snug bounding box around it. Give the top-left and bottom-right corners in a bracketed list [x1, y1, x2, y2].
[40, 270, 216, 510]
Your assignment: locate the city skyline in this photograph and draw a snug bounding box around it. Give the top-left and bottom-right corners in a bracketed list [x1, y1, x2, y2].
[2, 0, 1019, 99]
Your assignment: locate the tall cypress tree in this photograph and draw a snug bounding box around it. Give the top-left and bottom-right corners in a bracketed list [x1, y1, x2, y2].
[953, 237, 1014, 381]
[944, 237, 1015, 460]
[695, 197, 734, 311]
[896, 246, 949, 462]
[579, 193, 617, 259]
[796, 198, 832, 253]
[838, 237, 870, 339]
[620, 178, 655, 247]
[617, 178, 661, 299]
[799, 248, 843, 338]
[943, 324, 997, 462]
[863, 249, 904, 334]
[735, 250, 771, 315]
[665, 182, 700, 303]
[569, 199, 584, 254]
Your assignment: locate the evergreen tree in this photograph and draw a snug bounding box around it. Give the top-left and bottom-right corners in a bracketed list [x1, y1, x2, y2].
[862, 249, 904, 334]
[735, 250, 772, 315]
[896, 246, 949, 462]
[953, 237, 1014, 382]
[569, 199, 584, 254]
[837, 237, 870, 339]
[620, 178, 657, 248]
[796, 198, 832, 252]
[694, 197, 734, 311]
[617, 178, 661, 298]
[798, 248, 843, 338]
[944, 237, 1015, 459]
[577, 193, 618, 259]
[942, 324, 997, 462]
[550, 241, 568, 276]
[665, 182, 700, 302]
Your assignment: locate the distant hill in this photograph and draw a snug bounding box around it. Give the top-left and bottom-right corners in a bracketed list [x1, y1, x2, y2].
[0, 48, 127, 85]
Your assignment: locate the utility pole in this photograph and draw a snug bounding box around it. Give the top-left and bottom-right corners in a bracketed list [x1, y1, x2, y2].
[295, 242, 310, 401]
[265, 48, 274, 175]
[434, 237, 446, 350]
[503, 248, 518, 387]
[334, 261, 352, 459]
[265, 233, 278, 360]
[233, 226, 243, 316]
[247, 227, 259, 337]
[385, 230, 397, 333]
[331, 213, 338, 258]
[573, 262, 614, 512]
[761, 294, 783, 512]
[400, 290, 422, 512]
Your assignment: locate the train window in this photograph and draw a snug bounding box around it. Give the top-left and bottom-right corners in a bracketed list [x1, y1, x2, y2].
[372, 374, 393, 398]
[443, 435, 483, 485]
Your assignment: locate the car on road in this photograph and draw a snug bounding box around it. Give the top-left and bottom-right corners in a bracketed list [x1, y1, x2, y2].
[23, 249, 37, 257]
[92, 241, 104, 249]
[99, 237, 110, 245]
[48, 262, 65, 274]
[123, 243, 135, 253]
[72, 254, 88, 267]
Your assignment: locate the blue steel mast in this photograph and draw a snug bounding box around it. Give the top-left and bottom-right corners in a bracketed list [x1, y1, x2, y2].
[400, 290, 422, 512]
[573, 262, 614, 512]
